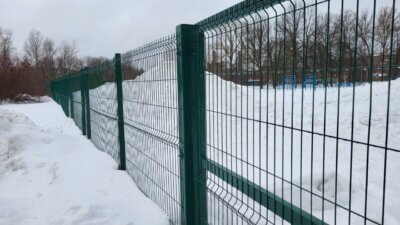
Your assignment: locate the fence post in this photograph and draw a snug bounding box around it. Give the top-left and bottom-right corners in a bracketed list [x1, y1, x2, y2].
[176, 24, 207, 225]
[80, 69, 87, 136]
[84, 68, 91, 139]
[114, 53, 126, 170]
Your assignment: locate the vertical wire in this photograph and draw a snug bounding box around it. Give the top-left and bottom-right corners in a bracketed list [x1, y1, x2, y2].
[322, 0, 331, 222]
[205, 32, 210, 225]
[311, 0, 318, 221]
[335, 0, 345, 223]
[349, 0, 361, 223]
[272, 5, 279, 224]
[217, 26, 223, 225]
[364, 0, 377, 223]
[214, 28, 221, 225]
[300, 1, 307, 223]
[381, 0, 396, 223]
[206, 31, 211, 225]
[250, 14, 257, 224]
[280, 4, 288, 224]
[290, 2, 297, 223]
[228, 24, 235, 225]
[264, 9, 271, 223]
[239, 19, 245, 225]
[222, 24, 228, 225]
[257, 16, 263, 225]
[245, 18, 251, 223]
[234, 23, 240, 225]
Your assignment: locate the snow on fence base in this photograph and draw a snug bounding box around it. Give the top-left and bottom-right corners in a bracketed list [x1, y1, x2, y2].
[51, 0, 400, 224]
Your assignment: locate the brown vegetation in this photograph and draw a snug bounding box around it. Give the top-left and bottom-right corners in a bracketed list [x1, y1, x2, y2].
[0, 27, 108, 101]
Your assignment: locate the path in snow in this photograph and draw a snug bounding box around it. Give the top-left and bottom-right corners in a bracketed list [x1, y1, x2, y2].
[0, 101, 169, 225]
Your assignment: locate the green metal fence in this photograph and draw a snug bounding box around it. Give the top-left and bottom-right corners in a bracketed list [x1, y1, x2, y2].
[52, 0, 400, 224]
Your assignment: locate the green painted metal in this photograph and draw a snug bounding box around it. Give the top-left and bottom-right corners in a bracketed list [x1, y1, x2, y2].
[69, 90, 74, 120]
[207, 160, 327, 225]
[84, 68, 91, 139]
[87, 62, 115, 91]
[176, 24, 207, 225]
[80, 68, 87, 136]
[114, 53, 126, 170]
[196, 0, 285, 30]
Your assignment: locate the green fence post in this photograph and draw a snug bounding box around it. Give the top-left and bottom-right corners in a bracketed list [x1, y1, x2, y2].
[80, 69, 87, 136]
[84, 68, 91, 139]
[176, 24, 207, 225]
[114, 53, 126, 170]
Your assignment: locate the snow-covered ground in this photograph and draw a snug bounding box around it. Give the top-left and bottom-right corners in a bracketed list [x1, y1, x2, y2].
[0, 101, 169, 225]
[205, 75, 400, 225]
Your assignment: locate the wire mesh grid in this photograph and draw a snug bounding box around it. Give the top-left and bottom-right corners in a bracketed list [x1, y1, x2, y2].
[87, 62, 120, 164]
[71, 90, 83, 131]
[199, 0, 400, 224]
[121, 34, 182, 225]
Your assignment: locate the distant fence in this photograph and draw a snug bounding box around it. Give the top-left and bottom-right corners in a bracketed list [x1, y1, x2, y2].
[51, 0, 400, 225]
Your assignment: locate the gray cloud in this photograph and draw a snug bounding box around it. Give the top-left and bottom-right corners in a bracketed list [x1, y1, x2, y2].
[0, 0, 395, 58]
[0, 0, 239, 58]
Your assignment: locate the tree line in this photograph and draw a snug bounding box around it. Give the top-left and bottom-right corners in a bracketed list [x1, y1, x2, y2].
[2, 5, 399, 100]
[0, 27, 109, 101]
[207, 5, 400, 86]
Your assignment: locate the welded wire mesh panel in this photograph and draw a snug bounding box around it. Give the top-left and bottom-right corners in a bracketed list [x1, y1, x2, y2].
[72, 90, 83, 130]
[199, 0, 400, 224]
[52, 73, 82, 129]
[52, 81, 70, 116]
[59, 94, 70, 116]
[87, 63, 120, 164]
[121, 35, 181, 225]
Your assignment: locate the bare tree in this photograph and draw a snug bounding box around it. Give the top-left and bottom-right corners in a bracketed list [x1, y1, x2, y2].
[23, 29, 43, 68]
[84, 56, 110, 67]
[56, 40, 82, 76]
[41, 38, 57, 82]
[222, 28, 241, 71]
[0, 27, 14, 74]
[376, 7, 399, 80]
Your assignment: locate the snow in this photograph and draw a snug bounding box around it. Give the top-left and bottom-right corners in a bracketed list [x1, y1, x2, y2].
[204, 74, 400, 225]
[205, 74, 400, 224]
[0, 101, 169, 225]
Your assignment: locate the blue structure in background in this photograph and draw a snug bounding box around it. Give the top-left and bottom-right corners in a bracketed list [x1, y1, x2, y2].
[281, 74, 297, 89]
[337, 81, 352, 87]
[275, 72, 355, 90]
[303, 73, 317, 89]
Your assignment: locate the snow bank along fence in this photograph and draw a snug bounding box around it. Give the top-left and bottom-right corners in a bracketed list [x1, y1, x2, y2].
[51, 0, 400, 224]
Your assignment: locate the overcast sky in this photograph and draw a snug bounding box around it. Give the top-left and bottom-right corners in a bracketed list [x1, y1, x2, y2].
[0, 0, 394, 58]
[0, 0, 239, 58]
